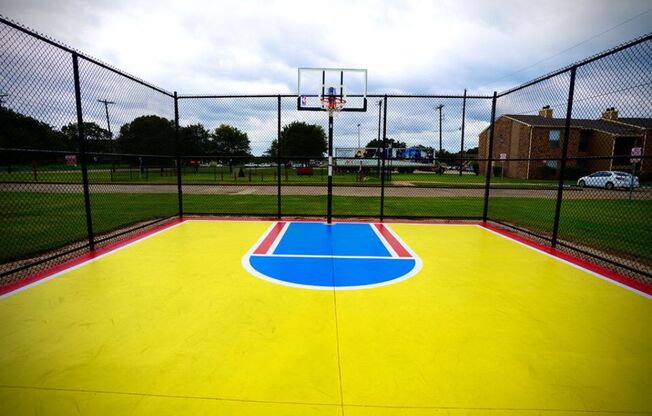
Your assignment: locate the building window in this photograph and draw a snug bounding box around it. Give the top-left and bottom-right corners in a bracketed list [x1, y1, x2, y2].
[579, 130, 590, 152]
[548, 130, 560, 148]
[546, 160, 558, 169]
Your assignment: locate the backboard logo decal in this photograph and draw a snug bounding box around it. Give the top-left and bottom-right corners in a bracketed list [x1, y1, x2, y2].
[242, 222, 422, 290]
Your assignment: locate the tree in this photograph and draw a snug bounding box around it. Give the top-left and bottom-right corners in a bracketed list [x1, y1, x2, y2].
[180, 123, 210, 156]
[364, 138, 407, 149]
[263, 140, 279, 159]
[210, 124, 251, 157]
[435, 149, 460, 165]
[0, 107, 67, 153]
[210, 124, 252, 170]
[266, 121, 326, 161]
[115, 115, 175, 155]
[61, 122, 112, 153]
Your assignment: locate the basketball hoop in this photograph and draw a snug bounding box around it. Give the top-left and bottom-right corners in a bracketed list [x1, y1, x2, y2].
[319, 96, 347, 115]
[296, 68, 367, 224]
[319, 85, 347, 116]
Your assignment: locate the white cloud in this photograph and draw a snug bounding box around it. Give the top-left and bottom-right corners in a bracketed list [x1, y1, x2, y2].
[1, 0, 651, 155]
[2, 0, 650, 94]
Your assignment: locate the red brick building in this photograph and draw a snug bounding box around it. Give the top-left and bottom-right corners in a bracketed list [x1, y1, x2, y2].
[478, 107, 650, 179]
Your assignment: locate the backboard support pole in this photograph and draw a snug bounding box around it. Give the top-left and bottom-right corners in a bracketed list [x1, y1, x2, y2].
[327, 113, 334, 224]
[296, 67, 368, 224]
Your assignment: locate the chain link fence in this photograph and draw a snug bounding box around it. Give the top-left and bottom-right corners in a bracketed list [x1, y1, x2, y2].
[0, 17, 178, 283]
[1, 16, 650, 285]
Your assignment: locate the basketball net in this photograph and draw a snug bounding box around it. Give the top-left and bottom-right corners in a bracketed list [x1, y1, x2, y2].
[319, 86, 347, 116]
[319, 96, 346, 116]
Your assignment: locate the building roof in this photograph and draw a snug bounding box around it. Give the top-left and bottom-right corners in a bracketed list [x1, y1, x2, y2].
[504, 115, 643, 136]
[614, 118, 652, 129]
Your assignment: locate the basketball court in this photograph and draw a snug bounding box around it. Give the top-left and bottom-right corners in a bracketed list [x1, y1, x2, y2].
[0, 219, 650, 415]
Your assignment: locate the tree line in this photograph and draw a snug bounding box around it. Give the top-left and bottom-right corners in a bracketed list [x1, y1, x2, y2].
[1, 106, 475, 163]
[1, 107, 328, 161]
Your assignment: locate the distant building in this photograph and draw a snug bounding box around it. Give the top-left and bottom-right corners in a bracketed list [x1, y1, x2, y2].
[478, 106, 650, 179]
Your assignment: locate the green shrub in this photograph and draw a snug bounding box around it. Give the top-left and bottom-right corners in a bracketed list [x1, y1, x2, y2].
[563, 166, 588, 180]
[533, 166, 556, 180]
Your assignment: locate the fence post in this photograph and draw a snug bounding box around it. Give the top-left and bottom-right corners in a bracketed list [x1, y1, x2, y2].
[379, 95, 388, 221]
[482, 91, 498, 222]
[72, 53, 94, 250]
[174, 92, 183, 218]
[551, 66, 577, 248]
[459, 88, 467, 176]
[277, 95, 282, 219]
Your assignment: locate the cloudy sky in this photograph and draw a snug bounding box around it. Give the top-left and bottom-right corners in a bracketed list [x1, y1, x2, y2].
[2, 0, 651, 95]
[1, 0, 651, 153]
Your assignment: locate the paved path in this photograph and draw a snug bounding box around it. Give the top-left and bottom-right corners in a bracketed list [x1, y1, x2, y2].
[2, 183, 650, 200]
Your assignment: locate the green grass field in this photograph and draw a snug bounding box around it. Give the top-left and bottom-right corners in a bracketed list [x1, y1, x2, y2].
[0, 166, 562, 187]
[1, 192, 650, 269]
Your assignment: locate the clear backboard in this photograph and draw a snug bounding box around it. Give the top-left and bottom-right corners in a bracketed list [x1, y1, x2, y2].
[297, 68, 367, 112]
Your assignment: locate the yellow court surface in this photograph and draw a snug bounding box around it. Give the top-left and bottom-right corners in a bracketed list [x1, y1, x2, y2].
[0, 220, 651, 415]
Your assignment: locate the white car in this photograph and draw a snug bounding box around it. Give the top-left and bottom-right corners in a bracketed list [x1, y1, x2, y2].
[577, 171, 639, 189]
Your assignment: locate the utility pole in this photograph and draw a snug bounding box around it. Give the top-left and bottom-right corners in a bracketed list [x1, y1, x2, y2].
[97, 99, 115, 138]
[435, 104, 444, 156]
[0, 93, 8, 108]
[98, 99, 116, 171]
[357, 123, 361, 148]
[357, 123, 362, 179]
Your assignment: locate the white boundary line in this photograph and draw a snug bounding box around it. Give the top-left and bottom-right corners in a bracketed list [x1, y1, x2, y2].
[4, 218, 645, 299]
[478, 225, 652, 300]
[244, 221, 281, 256]
[370, 223, 399, 258]
[266, 222, 289, 255]
[0, 221, 186, 300]
[252, 254, 404, 260]
[241, 222, 422, 291]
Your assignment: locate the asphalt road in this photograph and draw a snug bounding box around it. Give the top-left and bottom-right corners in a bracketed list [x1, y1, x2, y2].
[2, 182, 651, 200]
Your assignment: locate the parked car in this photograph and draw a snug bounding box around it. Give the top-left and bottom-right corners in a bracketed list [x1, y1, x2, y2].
[577, 171, 639, 189]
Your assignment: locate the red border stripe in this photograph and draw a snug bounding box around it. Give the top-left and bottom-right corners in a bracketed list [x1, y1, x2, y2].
[0, 218, 185, 297]
[2, 217, 649, 298]
[481, 223, 652, 296]
[253, 222, 286, 255]
[374, 224, 411, 258]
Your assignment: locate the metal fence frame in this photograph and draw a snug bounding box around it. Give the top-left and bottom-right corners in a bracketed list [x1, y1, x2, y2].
[1, 15, 650, 282]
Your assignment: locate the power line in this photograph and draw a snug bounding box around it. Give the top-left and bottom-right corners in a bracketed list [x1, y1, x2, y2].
[489, 7, 652, 85]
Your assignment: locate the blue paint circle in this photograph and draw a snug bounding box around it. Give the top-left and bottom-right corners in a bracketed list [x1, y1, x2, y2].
[244, 223, 420, 289]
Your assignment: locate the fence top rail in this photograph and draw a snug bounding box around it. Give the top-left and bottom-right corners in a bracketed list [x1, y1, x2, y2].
[0, 15, 174, 98]
[497, 32, 652, 98]
[177, 93, 494, 99]
[1, 147, 75, 155]
[0, 148, 177, 159]
[85, 151, 177, 158]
